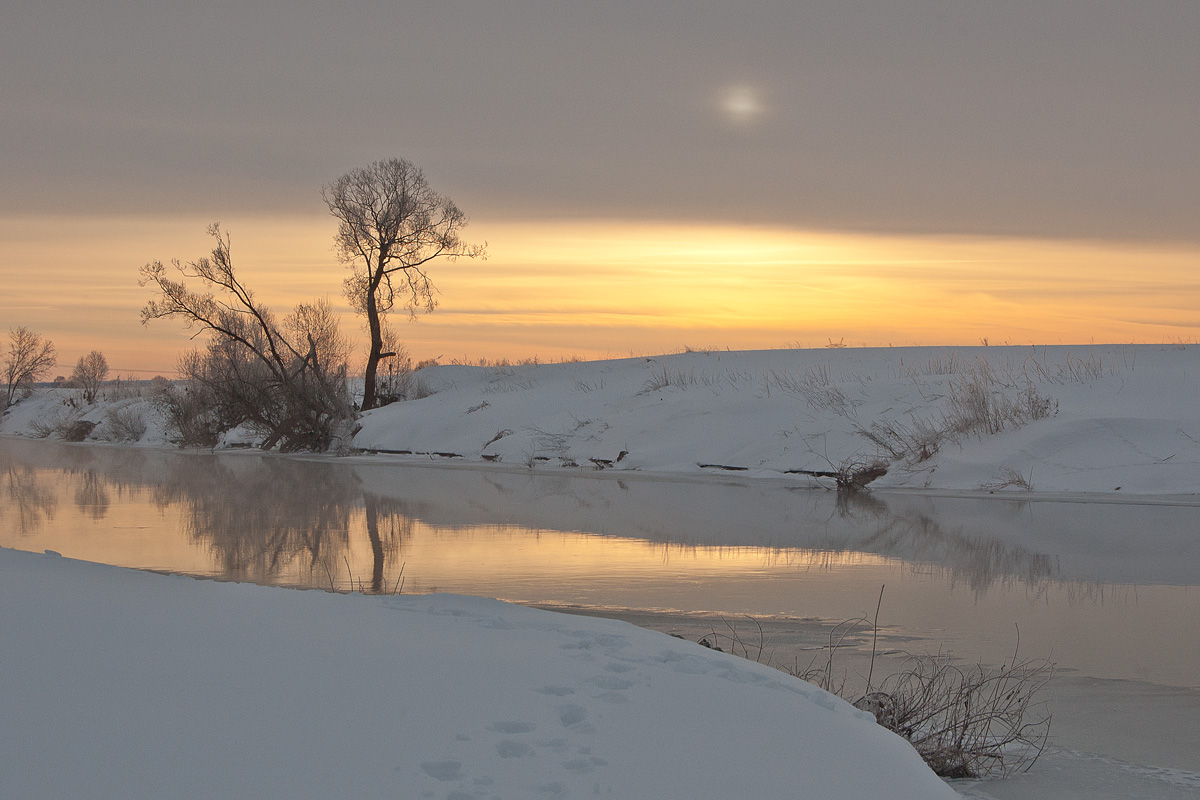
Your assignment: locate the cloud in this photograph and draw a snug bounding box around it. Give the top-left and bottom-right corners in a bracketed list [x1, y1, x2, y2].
[1, 1, 1198, 242]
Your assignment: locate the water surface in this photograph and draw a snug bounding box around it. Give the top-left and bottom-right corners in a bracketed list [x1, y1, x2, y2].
[2, 436, 1198, 691]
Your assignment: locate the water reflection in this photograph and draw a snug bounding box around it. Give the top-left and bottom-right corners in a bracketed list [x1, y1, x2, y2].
[4, 437, 1199, 686]
[833, 492, 1057, 597]
[2, 437, 1198, 594]
[0, 449, 1188, 612]
[72, 469, 110, 520]
[149, 456, 360, 586]
[3, 461, 59, 534]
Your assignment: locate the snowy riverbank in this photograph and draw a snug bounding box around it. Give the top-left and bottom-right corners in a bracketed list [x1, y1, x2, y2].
[3, 344, 1200, 797]
[6, 343, 1199, 496]
[351, 343, 1200, 496]
[0, 546, 957, 800]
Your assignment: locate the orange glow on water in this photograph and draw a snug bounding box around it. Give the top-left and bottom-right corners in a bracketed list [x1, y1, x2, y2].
[2, 213, 1199, 372]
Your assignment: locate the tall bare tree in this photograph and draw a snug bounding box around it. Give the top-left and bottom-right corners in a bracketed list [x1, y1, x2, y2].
[323, 159, 484, 410]
[139, 224, 354, 451]
[4, 327, 57, 408]
[71, 350, 110, 404]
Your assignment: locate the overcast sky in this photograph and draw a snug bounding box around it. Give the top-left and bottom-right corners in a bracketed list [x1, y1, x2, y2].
[5, 0, 1199, 242]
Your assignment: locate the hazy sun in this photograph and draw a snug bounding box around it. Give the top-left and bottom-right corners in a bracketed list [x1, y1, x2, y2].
[719, 84, 765, 124]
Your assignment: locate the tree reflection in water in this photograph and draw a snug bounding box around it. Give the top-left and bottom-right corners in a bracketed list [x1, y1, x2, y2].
[0, 440, 412, 591]
[3, 460, 59, 535]
[3, 437, 1194, 595]
[72, 469, 110, 520]
[148, 457, 412, 592]
[833, 492, 1058, 598]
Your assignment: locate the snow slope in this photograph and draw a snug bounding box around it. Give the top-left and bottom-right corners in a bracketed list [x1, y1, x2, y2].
[349, 344, 1199, 495]
[0, 546, 956, 800]
[5, 343, 1197, 495]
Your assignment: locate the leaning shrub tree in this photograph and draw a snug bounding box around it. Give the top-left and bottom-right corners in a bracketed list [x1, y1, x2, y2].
[4, 326, 57, 408]
[139, 224, 354, 451]
[324, 158, 485, 410]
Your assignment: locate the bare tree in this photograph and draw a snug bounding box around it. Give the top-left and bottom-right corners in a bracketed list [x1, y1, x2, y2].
[71, 350, 110, 404]
[323, 158, 485, 410]
[139, 224, 354, 451]
[4, 327, 57, 408]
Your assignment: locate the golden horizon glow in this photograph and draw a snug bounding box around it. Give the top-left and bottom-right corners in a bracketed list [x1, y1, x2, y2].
[2, 213, 1199, 374]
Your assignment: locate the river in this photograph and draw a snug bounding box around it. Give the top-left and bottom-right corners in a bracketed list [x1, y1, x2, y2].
[3, 437, 1198, 796]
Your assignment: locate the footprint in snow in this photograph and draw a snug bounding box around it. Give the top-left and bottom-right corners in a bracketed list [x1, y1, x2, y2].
[558, 704, 587, 728]
[496, 741, 533, 758]
[486, 720, 536, 734]
[419, 760, 464, 782]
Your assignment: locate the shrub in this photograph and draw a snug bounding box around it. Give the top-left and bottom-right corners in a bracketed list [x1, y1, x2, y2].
[57, 419, 97, 442]
[701, 587, 1056, 778]
[140, 226, 355, 451]
[857, 360, 1057, 468]
[850, 655, 1053, 778]
[153, 379, 223, 448]
[99, 403, 149, 442]
[787, 608, 1053, 779]
[375, 350, 415, 405]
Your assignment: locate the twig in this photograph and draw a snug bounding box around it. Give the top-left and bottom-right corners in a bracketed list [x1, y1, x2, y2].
[866, 584, 885, 694]
[319, 557, 337, 593]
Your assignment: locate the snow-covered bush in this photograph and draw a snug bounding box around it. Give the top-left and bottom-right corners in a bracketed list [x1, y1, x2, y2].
[99, 403, 149, 443]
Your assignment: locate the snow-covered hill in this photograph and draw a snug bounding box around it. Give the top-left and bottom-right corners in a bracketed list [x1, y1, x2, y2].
[351, 344, 1198, 496]
[5, 343, 1197, 495]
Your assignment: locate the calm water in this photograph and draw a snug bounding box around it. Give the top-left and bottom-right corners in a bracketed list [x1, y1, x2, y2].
[2, 436, 1198, 690]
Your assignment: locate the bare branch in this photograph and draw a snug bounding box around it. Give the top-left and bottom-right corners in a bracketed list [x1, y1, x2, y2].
[4, 327, 58, 408]
[323, 158, 485, 409]
[140, 226, 354, 451]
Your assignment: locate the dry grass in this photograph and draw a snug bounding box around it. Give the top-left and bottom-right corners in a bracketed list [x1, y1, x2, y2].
[698, 596, 1054, 779]
[980, 467, 1035, 492]
[789, 609, 1053, 779]
[639, 364, 755, 394]
[857, 361, 1058, 469]
[849, 653, 1053, 778]
[765, 365, 862, 416]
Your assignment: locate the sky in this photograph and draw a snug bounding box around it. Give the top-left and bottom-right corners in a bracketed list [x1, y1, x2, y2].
[3, 1, 1199, 374]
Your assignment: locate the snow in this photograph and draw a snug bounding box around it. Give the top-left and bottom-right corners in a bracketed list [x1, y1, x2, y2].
[0, 546, 957, 800]
[4, 342, 1199, 797]
[5, 343, 1198, 496]
[346, 344, 1199, 495]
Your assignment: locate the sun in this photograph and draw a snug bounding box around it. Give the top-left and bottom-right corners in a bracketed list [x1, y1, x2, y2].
[718, 84, 765, 125]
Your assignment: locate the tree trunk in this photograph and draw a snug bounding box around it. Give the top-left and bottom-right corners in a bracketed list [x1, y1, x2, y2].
[361, 270, 384, 410]
[364, 494, 385, 594]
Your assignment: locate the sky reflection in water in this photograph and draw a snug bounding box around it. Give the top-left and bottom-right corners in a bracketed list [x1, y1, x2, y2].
[2, 437, 1198, 688]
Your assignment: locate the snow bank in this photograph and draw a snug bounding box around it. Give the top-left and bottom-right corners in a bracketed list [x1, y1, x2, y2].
[350, 344, 1200, 495]
[0, 546, 955, 799]
[6, 343, 1199, 494]
[1, 389, 167, 446]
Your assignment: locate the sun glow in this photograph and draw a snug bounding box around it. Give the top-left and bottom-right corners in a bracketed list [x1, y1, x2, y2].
[717, 84, 766, 125]
[3, 213, 1200, 373]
